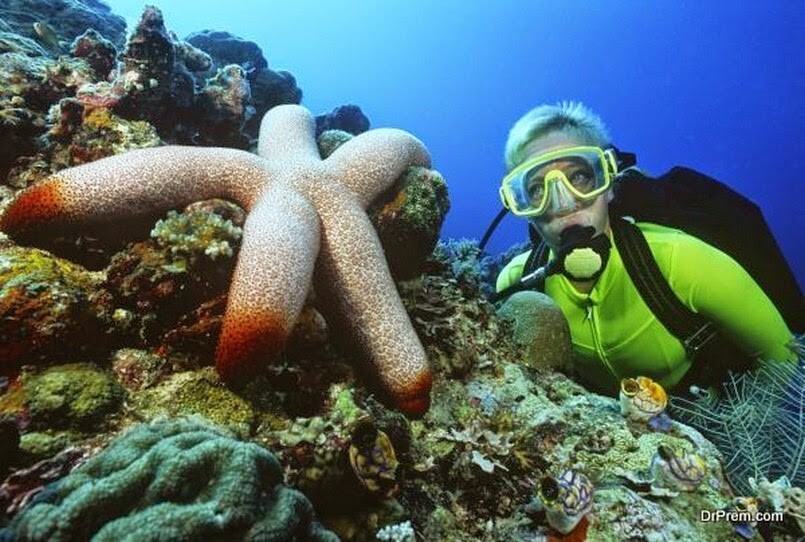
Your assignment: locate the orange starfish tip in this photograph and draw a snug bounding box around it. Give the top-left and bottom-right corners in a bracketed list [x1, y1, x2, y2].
[393, 370, 433, 417]
[0, 181, 67, 235]
[214, 311, 290, 384]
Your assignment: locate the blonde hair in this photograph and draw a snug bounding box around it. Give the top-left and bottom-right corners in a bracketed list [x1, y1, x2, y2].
[504, 101, 611, 171]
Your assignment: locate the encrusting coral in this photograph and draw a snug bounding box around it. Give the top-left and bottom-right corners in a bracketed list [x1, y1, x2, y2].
[0, 104, 434, 416]
[0, 417, 339, 542]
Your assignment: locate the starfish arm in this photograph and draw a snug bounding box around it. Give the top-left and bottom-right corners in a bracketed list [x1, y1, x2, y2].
[256, 104, 321, 165]
[0, 146, 270, 238]
[326, 128, 431, 207]
[314, 186, 432, 416]
[215, 183, 320, 383]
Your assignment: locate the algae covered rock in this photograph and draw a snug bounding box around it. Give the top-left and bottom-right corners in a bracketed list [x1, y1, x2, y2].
[21, 362, 124, 431]
[0, 246, 108, 371]
[129, 368, 256, 437]
[1, 417, 339, 541]
[7, 362, 121, 462]
[496, 290, 574, 371]
[369, 166, 451, 280]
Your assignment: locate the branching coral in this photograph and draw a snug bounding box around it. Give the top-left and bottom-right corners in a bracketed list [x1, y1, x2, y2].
[150, 209, 243, 262]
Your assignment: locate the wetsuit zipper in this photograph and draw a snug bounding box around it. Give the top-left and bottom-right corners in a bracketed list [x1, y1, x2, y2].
[586, 299, 617, 379]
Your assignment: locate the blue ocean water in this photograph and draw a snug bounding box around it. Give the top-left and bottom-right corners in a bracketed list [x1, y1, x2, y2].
[110, 0, 804, 289]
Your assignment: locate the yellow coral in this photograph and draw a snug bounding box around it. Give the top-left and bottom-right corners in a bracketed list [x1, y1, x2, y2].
[83, 107, 115, 130]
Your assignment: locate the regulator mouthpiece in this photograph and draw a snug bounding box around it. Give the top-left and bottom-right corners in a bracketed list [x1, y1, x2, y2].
[555, 225, 611, 281]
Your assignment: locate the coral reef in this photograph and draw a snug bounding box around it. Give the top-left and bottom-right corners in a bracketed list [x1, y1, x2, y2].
[70, 29, 117, 79]
[0, 53, 96, 179]
[368, 166, 450, 280]
[0, 2, 311, 190]
[103, 206, 241, 345]
[399, 246, 518, 379]
[406, 360, 737, 540]
[113, 6, 195, 136]
[195, 64, 255, 148]
[0, 417, 339, 541]
[0, 4, 800, 541]
[185, 29, 303, 142]
[20, 363, 124, 432]
[0, 230, 795, 539]
[47, 98, 161, 166]
[375, 520, 414, 542]
[128, 368, 256, 438]
[109, 348, 171, 391]
[150, 208, 243, 262]
[1, 3, 303, 157]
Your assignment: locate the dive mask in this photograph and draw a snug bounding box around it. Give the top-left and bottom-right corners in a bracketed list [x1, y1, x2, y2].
[499, 146, 619, 217]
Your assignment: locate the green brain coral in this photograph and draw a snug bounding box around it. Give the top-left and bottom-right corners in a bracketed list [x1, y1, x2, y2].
[1, 417, 338, 542]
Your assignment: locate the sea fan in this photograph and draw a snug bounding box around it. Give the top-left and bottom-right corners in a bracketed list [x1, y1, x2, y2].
[669, 354, 804, 495]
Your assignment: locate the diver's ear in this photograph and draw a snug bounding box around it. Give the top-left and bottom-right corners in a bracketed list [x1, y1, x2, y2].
[604, 189, 614, 204]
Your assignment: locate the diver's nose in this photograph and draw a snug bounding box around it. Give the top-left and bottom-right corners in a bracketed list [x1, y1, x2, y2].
[545, 174, 579, 216]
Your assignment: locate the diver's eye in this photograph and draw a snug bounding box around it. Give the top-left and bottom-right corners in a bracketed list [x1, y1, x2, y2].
[569, 170, 595, 192]
[526, 177, 545, 203]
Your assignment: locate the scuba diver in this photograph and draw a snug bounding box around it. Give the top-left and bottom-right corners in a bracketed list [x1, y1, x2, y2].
[492, 101, 801, 396]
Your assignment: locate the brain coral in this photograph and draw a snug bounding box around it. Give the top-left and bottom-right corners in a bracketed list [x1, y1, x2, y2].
[0, 417, 338, 542]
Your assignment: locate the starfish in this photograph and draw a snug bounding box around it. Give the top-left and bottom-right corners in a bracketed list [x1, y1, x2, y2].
[0, 104, 434, 416]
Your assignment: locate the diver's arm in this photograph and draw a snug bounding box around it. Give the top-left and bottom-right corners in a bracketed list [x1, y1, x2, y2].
[668, 234, 797, 362]
[495, 252, 531, 293]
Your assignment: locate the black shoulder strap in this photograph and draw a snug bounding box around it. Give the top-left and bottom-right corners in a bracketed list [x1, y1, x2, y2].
[611, 218, 718, 358]
[489, 237, 550, 303]
[523, 235, 549, 284]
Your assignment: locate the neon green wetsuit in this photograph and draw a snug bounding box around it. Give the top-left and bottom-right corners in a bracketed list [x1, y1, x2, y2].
[496, 222, 796, 395]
